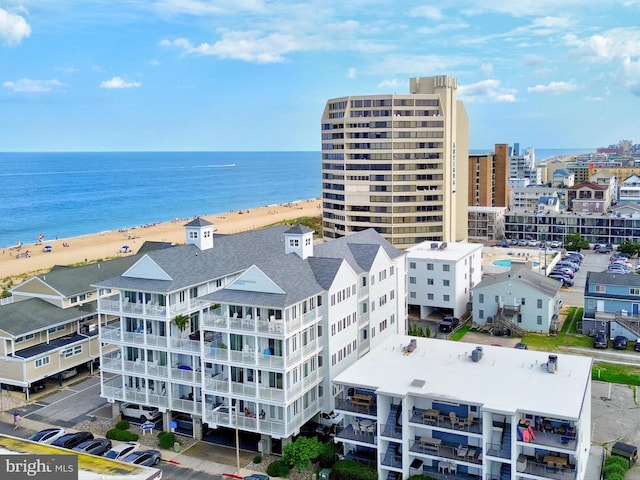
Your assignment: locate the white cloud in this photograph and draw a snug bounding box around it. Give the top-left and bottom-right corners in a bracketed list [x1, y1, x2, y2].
[148, 59, 160, 67]
[160, 30, 298, 63]
[377, 78, 406, 89]
[0, 7, 31, 46]
[527, 81, 579, 94]
[153, 0, 268, 16]
[458, 79, 517, 103]
[100, 76, 141, 89]
[3, 78, 62, 93]
[564, 28, 640, 62]
[480, 63, 494, 76]
[523, 54, 546, 66]
[56, 66, 78, 74]
[347, 68, 357, 79]
[583, 96, 605, 101]
[409, 6, 443, 21]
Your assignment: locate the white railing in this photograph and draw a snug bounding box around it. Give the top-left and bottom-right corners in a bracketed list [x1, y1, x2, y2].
[204, 408, 286, 436]
[302, 339, 319, 358]
[204, 346, 229, 362]
[359, 285, 369, 298]
[257, 386, 285, 402]
[171, 367, 198, 383]
[256, 353, 284, 369]
[202, 311, 226, 328]
[231, 382, 257, 397]
[102, 384, 124, 401]
[358, 312, 369, 326]
[169, 337, 201, 352]
[171, 398, 196, 413]
[285, 349, 302, 367]
[204, 377, 229, 393]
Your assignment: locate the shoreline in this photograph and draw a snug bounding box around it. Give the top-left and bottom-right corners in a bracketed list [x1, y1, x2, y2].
[0, 198, 322, 280]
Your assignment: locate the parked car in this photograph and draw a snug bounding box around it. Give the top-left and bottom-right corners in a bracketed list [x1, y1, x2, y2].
[28, 427, 66, 444]
[514, 343, 528, 350]
[438, 316, 460, 333]
[517, 239, 528, 247]
[551, 268, 575, 278]
[614, 336, 628, 350]
[72, 438, 112, 456]
[23, 379, 46, 394]
[495, 241, 509, 248]
[635, 340, 640, 352]
[549, 274, 574, 287]
[120, 403, 161, 422]
[60, 368, 78, 380]
[318, 410, 344, 428]
[594, 330, 608, 349]
[549, 241, 562, 248]
[565, 251, 585, 261]
[104, 441, 140, 460]
[122, 449, 161, 466]
[51, 431, 94, 449]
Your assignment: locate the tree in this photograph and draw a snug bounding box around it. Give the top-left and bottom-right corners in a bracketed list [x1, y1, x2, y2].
[617, 240, 640, 257]
[563, 233, 589, 252]
[173, 314, 189, 333]
[282, 436, 323, 471]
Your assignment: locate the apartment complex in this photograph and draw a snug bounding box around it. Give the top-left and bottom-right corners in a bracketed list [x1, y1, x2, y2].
[503, 204, 640, 246]
[332, 335, 592, 480]
[95, 220, 406, 452]
[406, 241, 483, 319]
[0, 254, 153, 398]
[468, 144, 509, 207]
[468, 206, 506, 242]
[321, 75, 469, 248]
[509, 147, 541, 184]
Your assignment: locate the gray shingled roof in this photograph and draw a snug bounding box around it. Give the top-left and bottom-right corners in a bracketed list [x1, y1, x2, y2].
[474, 269, 560, 297]
[0, 298, 96, 337]
[585, 271, 640, 297]
[185, 217, 213, 227]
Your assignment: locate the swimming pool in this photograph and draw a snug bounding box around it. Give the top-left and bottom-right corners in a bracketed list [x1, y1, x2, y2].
[493, 259, 540, 268]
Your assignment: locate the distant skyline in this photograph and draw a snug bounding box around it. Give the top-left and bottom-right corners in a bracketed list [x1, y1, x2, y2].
[1, 1, 639, 152]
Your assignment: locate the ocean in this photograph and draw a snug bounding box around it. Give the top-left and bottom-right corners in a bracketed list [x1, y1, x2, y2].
[0, 148, 594, 249]
[0, 151, 321, 249]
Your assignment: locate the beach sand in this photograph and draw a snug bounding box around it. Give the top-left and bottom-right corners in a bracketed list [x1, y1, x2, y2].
[0, 199, 321, 279]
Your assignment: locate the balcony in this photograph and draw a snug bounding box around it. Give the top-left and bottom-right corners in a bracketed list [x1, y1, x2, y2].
[517, 456, 576, 480]
[335, 424, 377, 445]
[101, 326, 168, 348]
[410, 409, 482, 434]
[172, 397, 197, 413]
[204, 407, 287, 436]
[169, 337, 201, 353]
[170, 366, 199, 384]
[408, 440, 482, 466]
[204, 375, 230, 394]
[335, 395, 376, 416]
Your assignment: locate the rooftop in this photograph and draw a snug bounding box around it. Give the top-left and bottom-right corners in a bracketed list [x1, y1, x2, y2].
[333, 335, 592, 419]
[406, 241, 482, 261]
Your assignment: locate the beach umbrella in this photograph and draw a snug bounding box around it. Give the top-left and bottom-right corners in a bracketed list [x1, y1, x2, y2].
[122, 245, 130, 252]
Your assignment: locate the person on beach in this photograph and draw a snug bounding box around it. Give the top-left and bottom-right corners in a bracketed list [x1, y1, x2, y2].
[13, 411, 22, 430]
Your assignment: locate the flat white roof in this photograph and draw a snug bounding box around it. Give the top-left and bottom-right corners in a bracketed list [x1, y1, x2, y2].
[334, 335, 592, 419]
[406, 241, 483, 261]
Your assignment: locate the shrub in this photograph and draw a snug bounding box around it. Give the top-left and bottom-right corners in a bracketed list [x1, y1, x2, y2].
[602, 462, 627, 478]
[283, 436, 323, 471]
[106, 429, 139, 442]
[604, 473, 625, 480]
[266, 459, 291, 478]
[157, 432, 176, 450]
[253, 455, 262, 464]
[318, 442, 340, 468]
[115, 420, 130, 430]
[605, 455, 629, 469]
[331, 459, 377, 480]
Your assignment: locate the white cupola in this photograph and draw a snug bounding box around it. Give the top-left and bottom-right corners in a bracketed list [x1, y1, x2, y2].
[283, 224, 314, 259]
[184, 217, 215, 250]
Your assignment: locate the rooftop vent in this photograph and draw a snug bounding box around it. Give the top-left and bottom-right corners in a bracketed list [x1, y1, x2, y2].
[439, 242, 448, 249]
[403, 338, 417, 355]
[411, 379, 426, 388]
[547, 354, 558, 373]
[430, 242, 439, 249]
[471, 346, 483, 362]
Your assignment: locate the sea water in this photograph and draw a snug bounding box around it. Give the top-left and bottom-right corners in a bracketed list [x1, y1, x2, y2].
[0, 151, 320, 248]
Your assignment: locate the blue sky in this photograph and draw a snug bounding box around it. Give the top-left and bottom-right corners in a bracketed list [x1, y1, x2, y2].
[1, 1, 639, 151]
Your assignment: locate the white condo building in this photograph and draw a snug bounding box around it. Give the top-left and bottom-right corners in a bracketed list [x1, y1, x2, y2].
[95, 220, 406, 452]
[332, 335, 592, 480]
[406, 241, 483, 319]
[321, 75, 469, 248]
[510, 147, 542, 184]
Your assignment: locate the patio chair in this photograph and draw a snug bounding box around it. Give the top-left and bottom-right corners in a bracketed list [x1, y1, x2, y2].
[449, 411, 462, 429]
[461, 412, 474, 430]
[449, 463, 458, 474]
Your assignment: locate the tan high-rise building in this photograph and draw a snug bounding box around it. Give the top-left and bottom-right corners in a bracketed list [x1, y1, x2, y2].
[321, 75, 469, 247]
[468, 143, 509, 207]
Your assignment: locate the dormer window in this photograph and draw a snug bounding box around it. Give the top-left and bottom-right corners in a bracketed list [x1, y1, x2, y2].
[190, 231, 198, 239]
[305, 238, 311, 246]
[289, 239, 299, 247]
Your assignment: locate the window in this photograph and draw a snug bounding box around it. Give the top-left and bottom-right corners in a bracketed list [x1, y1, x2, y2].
[443, 264, 450, 272]
[443, 280, 450, 287]
[409, 262, 416, 269]
[409, 277, 416, 284]
[390, 266, 395, 276]
[62, 345, 82, 358]
[427, 263, 434, 271]
[35, 356, 50, 368]
[427, 278, 434, 285]
[537, 299, 543, 308]
[596, 285, 605, 293]
[630, 288, 640, 295]
[479, 294, 484, 303]
[478, 310, 484, 319]
[410, 292, 416, 298]
[537, 316, 543, 325]
[443, 295, 450, 301]
[521, 298, 526, 305]
[289, 239, 299, 247]
[427, 293, 434, 300]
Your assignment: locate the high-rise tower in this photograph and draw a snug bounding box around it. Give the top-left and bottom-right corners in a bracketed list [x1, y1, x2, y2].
[321, 75, 468, 247]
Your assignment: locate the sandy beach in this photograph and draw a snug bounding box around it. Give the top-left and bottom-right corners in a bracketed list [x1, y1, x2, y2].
[0, 199, 321, 280]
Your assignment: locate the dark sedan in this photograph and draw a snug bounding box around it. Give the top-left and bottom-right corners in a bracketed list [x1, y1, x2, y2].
[51, 431, 94, 449]
[614, 336, 628, 350]
[72, 438, 112, 456]
[122, 449, 161, 466]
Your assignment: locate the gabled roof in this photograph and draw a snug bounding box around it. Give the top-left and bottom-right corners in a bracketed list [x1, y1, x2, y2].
[14, 254, 143, 298]
[0, 298, 95, 337]
[473, 269, 560, 297]
[285, 224, 313, 235]
[622, 174, 640, 185]
[585, 271, 640, 294]
[568, 181, 608, 191]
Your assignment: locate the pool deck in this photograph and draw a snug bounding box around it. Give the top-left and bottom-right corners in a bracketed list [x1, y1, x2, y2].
[482, 246, 558, 275]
